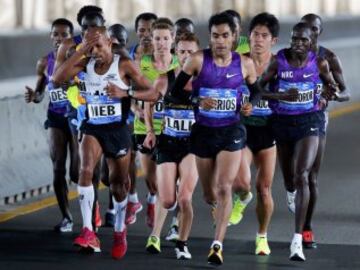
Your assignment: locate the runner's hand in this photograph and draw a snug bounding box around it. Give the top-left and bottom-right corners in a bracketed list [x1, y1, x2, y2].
[241, 102, 253, 116]
[25, 86, 35, 103]
[105, 82, 127, 98]
[143, 131, 156, 149]
[200, 97, 217, 110]
[281, 88, 299, 101]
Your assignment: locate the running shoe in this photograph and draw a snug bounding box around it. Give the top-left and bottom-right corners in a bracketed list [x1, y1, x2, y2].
[146, 235, 161, 254]
[54, 218, 73, 233]
[125, 201, 143, 225]
[175, 245, 192, 260]
[165, 225, 179, 242]
[73, 227, 101, 252]
[255, 235, 271, 255]
[228, 192, 253, 226]
[207, 244, 223, 265]
[104, 211, 115, 227]
[289, 238, 305, 261]
[112, 229, 127, 259]
[146, 203, 155, 228]
[287, 191, 296, 214]
[302, 230, 317, 249]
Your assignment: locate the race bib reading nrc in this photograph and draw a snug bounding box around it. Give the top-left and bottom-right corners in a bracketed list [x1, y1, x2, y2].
[163, 109, 195, 137]
[278, 81, 316, 112]
[199, 88, 237, 119]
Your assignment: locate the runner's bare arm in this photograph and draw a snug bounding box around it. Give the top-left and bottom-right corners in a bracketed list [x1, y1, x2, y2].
[25, 56, 47, 103]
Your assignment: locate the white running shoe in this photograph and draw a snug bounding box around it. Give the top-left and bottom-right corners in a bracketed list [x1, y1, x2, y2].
[175, 246, 192, 260]
[287, 191, 296, 214]
[289, 238, 306, 261]
[165, 225, 179, 242]
[54, 218, 73, 233]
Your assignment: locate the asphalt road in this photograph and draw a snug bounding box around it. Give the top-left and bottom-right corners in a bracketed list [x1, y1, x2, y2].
[1, 108, 359, 270]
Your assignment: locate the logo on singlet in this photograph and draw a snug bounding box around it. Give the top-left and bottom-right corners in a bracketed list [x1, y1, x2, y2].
[303, 73, 313, 78]
[226, 73, 240, 79]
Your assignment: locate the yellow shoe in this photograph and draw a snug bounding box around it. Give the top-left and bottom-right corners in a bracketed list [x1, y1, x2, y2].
[255, 235, 271, 256]
[228, 192, 253, 226]
[146, 235, 161, 254]
[207, 244, 223, 265]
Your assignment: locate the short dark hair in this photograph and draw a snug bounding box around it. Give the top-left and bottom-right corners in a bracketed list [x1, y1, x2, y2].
[51, 18, 74, 34]
[175, 18, 194, 28]
[223, 9, 241, 25]
[301, 13, 323, 32]
[249, 12, 279, 37]
[292, 22, 311, 32]
[77, 5, 103, 26]
[208, 12, 236, 34]
[154, 17, 174, 27]
[108, 24, 128, 44]
[134, 12, 158, 31]
[175, 32, 200, 47]
[80, 12, 105, 29]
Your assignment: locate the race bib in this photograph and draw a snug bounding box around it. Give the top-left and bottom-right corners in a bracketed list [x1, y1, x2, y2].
[163, 109, 195, 137]
[198, 87, 237, 119]
[278, 81, 315, 112]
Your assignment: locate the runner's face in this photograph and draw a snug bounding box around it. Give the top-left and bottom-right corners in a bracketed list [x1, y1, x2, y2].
[50, 24, 72, 50]
[301, 18, 322, 44]
[250, 25, 276, 54]
[109, 30, 127, 47]
[137, 19, 154, 48]
[174, 23, 194, 38]
[176, 41, 198, 66]
[89, 34, 112, 64]
[152, 29, 173, 55]
[210, 24, 235, 57]
[290, 29, 311, 55]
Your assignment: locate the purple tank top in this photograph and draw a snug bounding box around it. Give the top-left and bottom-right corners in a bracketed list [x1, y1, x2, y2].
[46, 51, 68, 115]
[192, 49, 244, 127]
[269, 49, 321, 115]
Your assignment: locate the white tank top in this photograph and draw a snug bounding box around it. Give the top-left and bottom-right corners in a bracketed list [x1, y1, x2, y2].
[84, 54, 129, 125]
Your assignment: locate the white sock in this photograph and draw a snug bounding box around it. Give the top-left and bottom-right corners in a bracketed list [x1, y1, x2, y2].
[147, 193, 157, 204]
[257, 232, 267, 238]
[171, 216, 178, 227]
[77, 185, 94, 230]
[292, 233, 303, 243]
[211, 240, 223, 250]
[113, 197, 128, 232]
[287, 190, 296, 198]
[239, 192, 253, 205]
[128, 192, 139, 203]
[107, 208, 116, 214]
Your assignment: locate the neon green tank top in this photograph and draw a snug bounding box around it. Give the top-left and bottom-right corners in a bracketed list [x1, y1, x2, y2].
[235, 36, 250, 54]
[134, 54, 179, 135]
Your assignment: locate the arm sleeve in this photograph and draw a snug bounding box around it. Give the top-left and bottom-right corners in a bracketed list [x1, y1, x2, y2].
[169, 71, 192, 102]
[247, 80, 262, 106]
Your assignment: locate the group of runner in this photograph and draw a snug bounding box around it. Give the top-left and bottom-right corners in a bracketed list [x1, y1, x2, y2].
[25, 5, 349, 265]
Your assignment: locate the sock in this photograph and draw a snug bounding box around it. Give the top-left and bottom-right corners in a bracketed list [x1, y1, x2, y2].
[211, 240, 223, 250]
[128, 192, 139, 203]
[171, 216, 179, 227]
[107, 208, 116, 214]
[292, 233, 303, 243]
[113, 197, 128, 232]
[147, 193, 156, 204]
[239, 192, 253, 205]
[77, 185, 94, 230]
[287, 190, 296, 197]
[257, 232, 267, 238]
[176, 240, 187, 250]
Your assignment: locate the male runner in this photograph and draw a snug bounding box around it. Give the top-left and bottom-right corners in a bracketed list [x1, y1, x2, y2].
[259, 23, 338, 261]
[170, 12, 262, 265]
[25, 18, 75, 232]
[53, 27, 158, 259]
